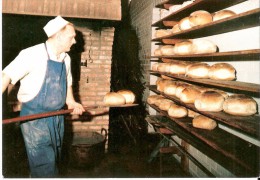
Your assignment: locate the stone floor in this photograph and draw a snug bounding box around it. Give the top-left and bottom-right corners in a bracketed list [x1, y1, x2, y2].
[2, 123, 191, 178]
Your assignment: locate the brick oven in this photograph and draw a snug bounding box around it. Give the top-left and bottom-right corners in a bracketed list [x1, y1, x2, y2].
[2, 0, 121, 145]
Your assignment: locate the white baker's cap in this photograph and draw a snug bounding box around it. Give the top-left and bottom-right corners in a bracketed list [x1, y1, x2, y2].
[43, 16, 69, 37]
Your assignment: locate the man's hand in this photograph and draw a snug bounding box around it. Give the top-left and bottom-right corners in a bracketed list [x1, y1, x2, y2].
[66, 86, 85, 115]
[67, 101, 85, 115]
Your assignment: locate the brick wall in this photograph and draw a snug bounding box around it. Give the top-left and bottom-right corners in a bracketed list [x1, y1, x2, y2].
[65, 23, 115, 136]
[129, 0, 164, 102]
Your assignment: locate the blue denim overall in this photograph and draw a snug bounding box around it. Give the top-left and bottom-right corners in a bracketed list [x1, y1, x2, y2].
[20, 44, 67, 177]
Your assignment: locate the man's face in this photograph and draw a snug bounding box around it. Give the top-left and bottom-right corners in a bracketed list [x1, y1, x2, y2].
[59, 25, 76, 52]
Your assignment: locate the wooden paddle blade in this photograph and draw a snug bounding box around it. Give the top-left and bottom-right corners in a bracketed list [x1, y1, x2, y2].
[106, 103, 139, 108]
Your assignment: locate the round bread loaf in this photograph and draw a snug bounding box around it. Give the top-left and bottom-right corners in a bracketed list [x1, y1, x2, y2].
[159, 99, 174, 111]
[169, 4, 182, 13]
[168, 104, 188, 118]
[175, 83, 192, 98]
[208, 63, 236, 80]
[191, 39, 217, 54]
[188, 109, 199, 118]
[154, 97, 167, 107]
[169, 61, 188, 75]
[157, 63, 171, 73]
[157, 79, 174, 92]
[179, 87, 201, 104]
[161, 45, 175, 55]
[104, 92, 126, 106]
[154, 48, 162, 56]
[178, 17, 192, 30]
[117, 90, 135, 104]
[185, 63, 210, 78]
[213, 10, 236, 21]
[192, 115, 217, 130]
[212, 89, 229, 99]
[163, 82, 179, 96]
[195, 86, 229, 99]
[174, 40, 193, 55]
[147, 95, 163, 105]
[223, 94, 257, 116]
[172, 24, 181, 33]
[151, 63, 160, 71]
[194, 86, 212, 93]
[155, 29, 172, 38]
[189, 10, 213, 27]
[194, 91, 225, 112]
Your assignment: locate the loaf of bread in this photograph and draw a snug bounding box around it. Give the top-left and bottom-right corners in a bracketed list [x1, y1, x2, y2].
[174, 40, 193, 55]
[189, 10, 213, 27]
[208, 63, 236, 80]
[151, 63, 160, 71]
[178, 17, 192, 30]
[154, 48, 162, 56]
[192, 115, 217, 130]
[185, 63, 210, 78]
[157, 79, 175, 92]
[175, 83, 192, 98]
[195, 86, 228, 98]
[213, 10, 236, 21]
[117, 90, 135, 104]
[103, 92, 126, 106]
[188, 109, 199, 118]
[179, 87, 201, 104]
[191, 39, 217, 54]
[168, 104, 188, 118]
[194, 86, 211, 93]
[155, 29, 172, 38]
[147, 95, 163, 105]
[223, 94, 257, 116]
[161, 45, 175, 55]
[212, 89, 229, 99]
[172, 24, 181, 33]
[159, 99, 174, 111]
[169, 4, 182, 13]
[194, 91, 225, 112]
[169, 61, 188, 75]
[157, 63, 171, 73]
[154, 97, 167, 107]
[191, 85, 229, 100]
[163, 82, 179, 96]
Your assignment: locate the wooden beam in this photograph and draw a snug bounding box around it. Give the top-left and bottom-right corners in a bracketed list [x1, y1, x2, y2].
[181, 140, 189, 173]
[160, 146, 181, 155]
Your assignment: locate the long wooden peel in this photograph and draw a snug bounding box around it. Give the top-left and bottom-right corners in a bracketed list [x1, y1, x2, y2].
[2, 103, 138, 125]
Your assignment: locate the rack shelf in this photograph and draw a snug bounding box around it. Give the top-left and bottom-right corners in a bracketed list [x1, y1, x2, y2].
[152, 0, 247, 27]
[151, 49, 260, 61]
[149, 85, 260, 138]
[150, 71, 260, 94]
[147, 115, 259, 176]
[152, 8, 260, 39]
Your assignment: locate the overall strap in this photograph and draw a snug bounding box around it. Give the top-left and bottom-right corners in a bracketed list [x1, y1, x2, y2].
[44, 43, 50, 60]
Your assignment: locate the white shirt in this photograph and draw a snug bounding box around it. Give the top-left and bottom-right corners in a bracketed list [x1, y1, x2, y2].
[3, 42, 73, 102]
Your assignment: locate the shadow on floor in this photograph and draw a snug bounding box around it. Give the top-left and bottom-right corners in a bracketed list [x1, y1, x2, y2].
[2, 124, 191, 178]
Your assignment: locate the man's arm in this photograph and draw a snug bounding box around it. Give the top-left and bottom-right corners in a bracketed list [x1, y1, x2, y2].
[66, 86, 85, 115]
[2, 72, 11, 94]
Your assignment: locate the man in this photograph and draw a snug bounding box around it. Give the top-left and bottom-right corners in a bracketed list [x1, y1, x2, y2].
[2, 16, 85, 177]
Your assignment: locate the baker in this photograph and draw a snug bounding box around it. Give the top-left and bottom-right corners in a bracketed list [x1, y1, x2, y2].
[2, 16, 85, 177]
